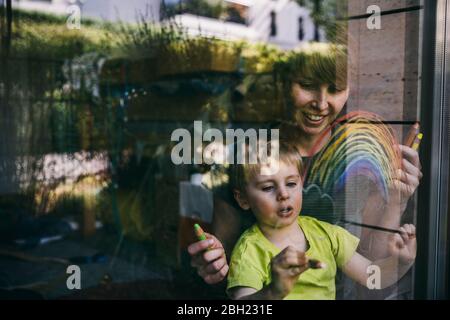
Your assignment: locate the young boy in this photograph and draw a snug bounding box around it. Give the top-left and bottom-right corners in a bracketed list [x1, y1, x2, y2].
[227, 141, 416, 300]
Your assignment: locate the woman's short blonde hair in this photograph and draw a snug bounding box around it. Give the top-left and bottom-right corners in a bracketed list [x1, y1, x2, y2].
[274, 20, 355, 91]
[274, 42, 349, 92]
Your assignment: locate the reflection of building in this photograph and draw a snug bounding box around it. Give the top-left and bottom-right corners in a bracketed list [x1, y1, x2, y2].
[13, 0, 321, 49]
[171, 0, 322, 49]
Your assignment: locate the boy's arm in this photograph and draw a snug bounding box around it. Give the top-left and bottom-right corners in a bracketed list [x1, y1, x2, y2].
[342, 252, 412, 289]
[342, 224, 416, 289]
[228, 286, 282, 300]
[228, 246, 311, 300]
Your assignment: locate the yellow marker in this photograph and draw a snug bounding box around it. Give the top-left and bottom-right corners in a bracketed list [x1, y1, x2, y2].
[194, 223, 207, 241]
[411, 133, 423, 151]
[194, 223, 211, 250]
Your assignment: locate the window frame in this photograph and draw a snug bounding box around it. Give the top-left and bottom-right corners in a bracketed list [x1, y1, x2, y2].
[415, 0, 450, 299]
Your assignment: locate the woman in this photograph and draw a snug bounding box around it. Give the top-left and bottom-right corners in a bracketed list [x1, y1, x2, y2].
[188, 42, 422, 297]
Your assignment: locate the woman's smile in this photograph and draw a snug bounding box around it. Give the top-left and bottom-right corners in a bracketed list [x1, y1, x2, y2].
[303, 112, 329, 126]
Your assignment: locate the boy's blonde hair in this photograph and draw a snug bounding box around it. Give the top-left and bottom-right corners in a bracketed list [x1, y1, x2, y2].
[231, 140, 303, 192]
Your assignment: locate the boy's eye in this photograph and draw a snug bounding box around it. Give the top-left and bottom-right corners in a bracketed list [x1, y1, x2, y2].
[287, 182, 297, 188]
[262, 186, 274, 192]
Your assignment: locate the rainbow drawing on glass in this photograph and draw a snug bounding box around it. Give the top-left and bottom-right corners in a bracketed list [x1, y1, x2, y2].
[304, 111, 402, 201]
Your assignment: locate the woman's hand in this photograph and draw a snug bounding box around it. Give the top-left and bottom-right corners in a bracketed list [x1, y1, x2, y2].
[269, 246, 310, 299]
[187, 233, 229, 284]
[391, 145, 423, 210]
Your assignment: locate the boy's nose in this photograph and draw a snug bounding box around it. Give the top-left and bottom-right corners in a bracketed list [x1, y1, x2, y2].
[277, 187, 289, 201]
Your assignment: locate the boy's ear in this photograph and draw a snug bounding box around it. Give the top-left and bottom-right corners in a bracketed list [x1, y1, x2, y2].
[233, 189, 250, 210]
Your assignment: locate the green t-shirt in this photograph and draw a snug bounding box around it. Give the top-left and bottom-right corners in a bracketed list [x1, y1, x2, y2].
[227, 215, 360, 300]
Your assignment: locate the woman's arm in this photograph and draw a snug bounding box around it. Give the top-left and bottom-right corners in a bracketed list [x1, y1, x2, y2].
[187, 196, 243, 284]
[343, 224, 416, 289]
[212, 196, 245, 256]
[358, 189, 402, 260]
[358, 145, 422, 260]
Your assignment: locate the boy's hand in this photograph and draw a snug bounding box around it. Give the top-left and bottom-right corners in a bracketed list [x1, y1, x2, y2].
[388, 224, 416, 264]
[269, 246, 310, 299]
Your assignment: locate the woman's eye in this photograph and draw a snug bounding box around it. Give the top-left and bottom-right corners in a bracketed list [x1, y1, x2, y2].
[299, 83, 317, 90]
[262, 186, 274, 192]
[328, 84, 346, 93]
[296, 79, 316, 88]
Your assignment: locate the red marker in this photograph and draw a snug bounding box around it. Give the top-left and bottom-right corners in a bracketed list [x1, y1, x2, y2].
[404, 122, 420, 147]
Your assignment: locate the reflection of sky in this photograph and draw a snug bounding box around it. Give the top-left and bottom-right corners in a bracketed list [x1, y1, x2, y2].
[14, 152, 109, 189]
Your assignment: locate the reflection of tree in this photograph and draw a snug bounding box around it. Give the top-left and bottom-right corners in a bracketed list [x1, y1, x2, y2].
[0, 9, 110, 216]
[223, 6, 246, 25]
[0, 0, 12, 53]
[295, 0, 341, 41]
[162, 0, 225, 19]
[1, 0, 16, 194]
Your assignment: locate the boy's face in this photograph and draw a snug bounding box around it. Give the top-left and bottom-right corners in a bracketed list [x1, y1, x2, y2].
[290, 82, 349, 139]
[235, 161, 302, 230]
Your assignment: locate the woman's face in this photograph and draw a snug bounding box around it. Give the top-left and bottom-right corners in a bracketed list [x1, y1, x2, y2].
[290, 83, 349, 139]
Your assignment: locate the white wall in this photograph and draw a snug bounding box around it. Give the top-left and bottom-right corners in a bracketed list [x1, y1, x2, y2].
[171, 13, 259, 41]
[82, 0, 160, 23]
[12, 0, 68, 15]
[13, 0, 160, 23]
[270, 1, 316, 49]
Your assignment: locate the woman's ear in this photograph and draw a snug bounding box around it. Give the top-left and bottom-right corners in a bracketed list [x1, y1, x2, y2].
[233, 189, 250, 210]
